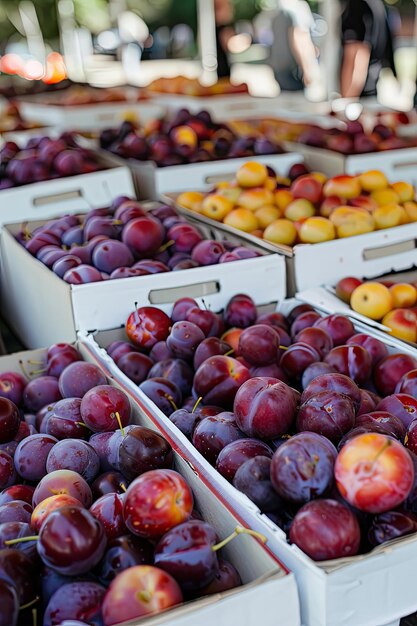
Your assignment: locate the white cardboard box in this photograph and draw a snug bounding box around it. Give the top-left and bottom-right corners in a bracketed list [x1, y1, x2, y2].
[102, 151, 304, 200]
[0, 217, 286, 348]
[0, 154, 135, 224]
[0, 344, 300, 626]
[283, 142, 417, 186]
[168, 194, 417, 295]
[82, 284, 417, 626]
[17, 99, 166, 131]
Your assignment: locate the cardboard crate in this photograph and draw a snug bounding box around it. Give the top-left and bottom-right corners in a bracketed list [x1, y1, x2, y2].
[166, 193, 417, 295]
[82, 283, 417, 626]
[0, 153, 135, 224]
[101, 151, 303, 200]
[0, 344, 299, 626]
[18, 99, 166, 131]
[0, 215, 286, 348]
[283, 141, 417, 186]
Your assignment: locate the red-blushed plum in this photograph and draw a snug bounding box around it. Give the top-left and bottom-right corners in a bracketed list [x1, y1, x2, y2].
[123, 469, 193, 539]
[215, 438, 274, 481]
[185, 308, 224, 338]
[31, 494, 83, 532]
[80, 385, 130, 432]
[324, 345, 372, 386]
[192, 412, 245, 464]
[0, 485, 35, 506]
[102, 565, 182, 626]
[280, 343, 320, 380]
[122, 216, 164, 258]
[96, 534, 154, 587]
[238, 325, 279, 366]
[335, 432, 414, 513]
[395, 369, 417, 398]
[14, 434, 57, 481]
[58, 362, 106, 398]
[0, 373, 26, 406]
[139, 378, 182, 416]
[346, 333, 389, 367]
[43, 581, 106, 626]
[32, 469, 93, 508]
[223, 294, 257, 328]
[296, 391, 356, 443]
[118, 426, 173, 480]
[295, 327, 333, 358]
[368, 510, 417, 547]
[301, 373, 361, 412]
[314, 314, 355, 346]
[376, 393, 417, 429]
[233, 456, 280, 512]
[289, 499, 361, 560]
[355, 411, 406, 441]
[193, 356, 251, 409]
[89, 492, 126, 540]
[374, 354, 417, 396]
[234, 377, 296, 439]
[126, 306, 172, 350]
[271, 432, 337, 503]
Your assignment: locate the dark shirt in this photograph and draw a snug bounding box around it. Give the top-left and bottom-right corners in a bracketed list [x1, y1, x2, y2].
[341, 0, 395, 97]
[216, 26, 231, 78]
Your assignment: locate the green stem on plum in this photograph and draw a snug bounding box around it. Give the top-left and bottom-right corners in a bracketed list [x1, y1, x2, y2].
[120, 483, 127, 493]
[224, 349, 234, 357]
[164, 394, 178, 412]
[212, 526, 267, 552]
[29, 368, 47, 376]
[192, 397, 203, 413]
[372, 439, 391, 466]
[32, 608, 37, 626]
[112, 411, 125, 437]
[22, 222, 32, 241]
[5, 536, 38, 546]
[18, 360, 33, 381]
[137, 589, 152, 603]
[19, 596, 39, 611]
[27, 360, 43, 365]
[75, 421, 90, 429]
[279, 345, 288, 351]
[157, 239, 175, 253]
[112, 220, 123, 226]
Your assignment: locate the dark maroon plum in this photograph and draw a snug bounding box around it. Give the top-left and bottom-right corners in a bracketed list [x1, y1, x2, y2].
[168, 223, 203, 253]
[149, 341, 173, 362]
[337, 424, 395, 450]
[313, 314, 355, 346]
[166, 321, 205, 361]
[271, 432, 337, 503]
[0, 548, 38, 605]
[289, 499, 361, 560]
[374, 354, 417, 396]
[355, 411, 406, 441]
[169, 408, 202, 439]
[139, 378, 182, 416]
[95, 534, 154, 586]
[44, 397, 88, 440]
[192, 412, 245, 465]
[59, 362, 107, 398]
[0, 452, 16, 490]
[23, 377, 62, 412]
[117, 352, 153, 385]
[43, 581, 106, 626]
[233, 456, 280, 512]
[171, 298, 199, 324]
[84, 217, 121, 241]
[346, 333, 389, 367]
[376, 394, 417, 430]
[118, 426, 173, 481]
[194, 337, 232, 370]
[0, 399, 20, 443]
[324, 345, 372, 386]
[224, 294, 257, 328]
[368, 510, 417, 546]
[250, 363, 288, 382]
[185, 308, 224, 338]
[80, 385, 130, 433]
[238, 324, 279, 366]
[296, 391, 356, 443]
[107, 341, 138, 364]
[396, 369, 417, 398]
[301, 373, 361, 413]
[280, 343, 320, 381]
[0, 521, 38, 561]
[301, 362, 337, 389]
[91, 471, 128, 499]
[357, 389, 378, 416]
[148, 359, 193, 397]
[215, 438, 273, 482]
[14, 434, 57, 481]
[0, 580, 18, 626]
[90, 492, 126, 540]
[290, 311, 321, 338]
[89, 432, 115, 472]
[122, 216, 164, 258]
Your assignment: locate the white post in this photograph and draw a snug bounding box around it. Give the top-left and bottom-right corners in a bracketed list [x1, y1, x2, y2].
[197, 0, 218, 85]
[319, 0, 341, 97]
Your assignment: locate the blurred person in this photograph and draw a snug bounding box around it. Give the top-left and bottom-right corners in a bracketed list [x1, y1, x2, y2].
[340, 0, 396, 98]
[268, 0, 320, 91]
[214, 0, 234, 77]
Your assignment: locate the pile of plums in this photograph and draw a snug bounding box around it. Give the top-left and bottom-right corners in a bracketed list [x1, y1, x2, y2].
[0, 133, 103, 190]
[99, 110, 284, 167]
[17, 197, 261, 284]
[107, 294, 417, 562]
[0, 344, 246, 625]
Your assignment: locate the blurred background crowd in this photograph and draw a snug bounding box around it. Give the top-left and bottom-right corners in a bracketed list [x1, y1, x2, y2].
[0, 0, 416, 109]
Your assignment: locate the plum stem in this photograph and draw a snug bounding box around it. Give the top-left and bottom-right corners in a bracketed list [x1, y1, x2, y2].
[75, 421, 90, 430]
[120, 482, 127, 492]
[212, 526, 267, 552]
[19, 596, 39, 611]
[5, 536, 39, 545]
[164, 394, 178, 412]
[157, 239, 175, 253]
[18, 360, 32, 381]
[29, 368, 47, 376]
[224, 349, 234, 357]
[137, 589, 152, 603]
[27, 360, 43, 365]
[192, 397, 203, 413]
[113, 411, 125, 437]
[32, 608, 37, 626]
[279, 345, 288, 351]
[372, 439, 392, 466]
